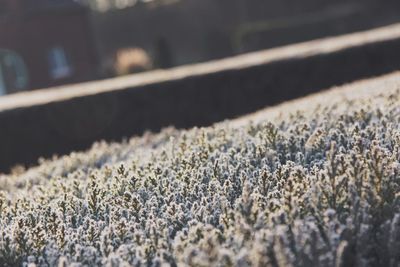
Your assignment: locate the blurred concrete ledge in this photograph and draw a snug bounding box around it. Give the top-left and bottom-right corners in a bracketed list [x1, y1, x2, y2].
[1, 23, 400, 173]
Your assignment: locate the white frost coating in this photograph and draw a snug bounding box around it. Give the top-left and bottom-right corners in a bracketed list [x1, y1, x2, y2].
[0, 74, 400, 266]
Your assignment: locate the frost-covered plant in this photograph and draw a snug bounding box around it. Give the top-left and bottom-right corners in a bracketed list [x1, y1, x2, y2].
[0, 78, 399, 266]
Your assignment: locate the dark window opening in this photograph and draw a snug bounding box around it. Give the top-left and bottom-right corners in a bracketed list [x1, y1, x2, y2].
[47, 46, 73, 80]
[0, 49, 29, 95]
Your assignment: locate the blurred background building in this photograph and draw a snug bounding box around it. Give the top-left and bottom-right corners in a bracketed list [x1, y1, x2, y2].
[1, 0, 400, 95]
[0, 0, 97, 94]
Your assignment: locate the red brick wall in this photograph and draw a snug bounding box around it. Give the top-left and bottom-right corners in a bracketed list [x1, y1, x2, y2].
[20, 12, 97, 89]
[0, 1, 97, 91]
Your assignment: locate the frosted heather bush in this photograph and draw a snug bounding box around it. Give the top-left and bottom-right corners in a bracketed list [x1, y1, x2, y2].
[0, 74, 399, 266]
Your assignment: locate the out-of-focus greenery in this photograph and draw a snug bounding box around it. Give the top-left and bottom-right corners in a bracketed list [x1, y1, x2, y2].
[0, 79, 399, 266]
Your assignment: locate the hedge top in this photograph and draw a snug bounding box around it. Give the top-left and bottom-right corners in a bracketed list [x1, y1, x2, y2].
[0, 71, 399, 266]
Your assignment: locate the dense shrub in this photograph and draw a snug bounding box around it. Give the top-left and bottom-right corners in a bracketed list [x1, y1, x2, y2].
[0, 81, 399, 266]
